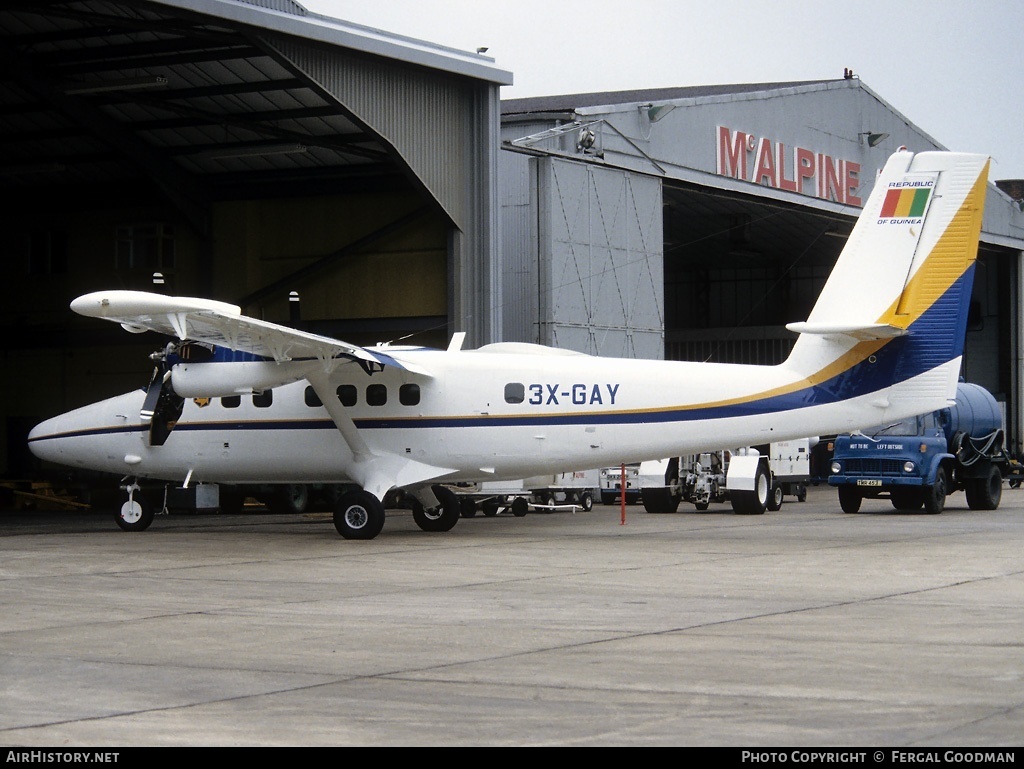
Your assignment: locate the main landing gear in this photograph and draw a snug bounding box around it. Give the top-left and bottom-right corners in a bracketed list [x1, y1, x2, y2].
[332, 484, 461, 540]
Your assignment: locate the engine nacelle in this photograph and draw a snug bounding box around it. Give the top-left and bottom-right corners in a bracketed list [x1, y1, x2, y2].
[170, 360, 318, 397]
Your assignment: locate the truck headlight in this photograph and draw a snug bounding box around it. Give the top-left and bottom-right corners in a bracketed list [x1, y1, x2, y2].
[903, 461, 916, 473]
[831, 461, 841, 474]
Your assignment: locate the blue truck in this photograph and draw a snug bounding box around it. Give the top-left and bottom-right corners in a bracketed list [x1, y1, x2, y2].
[828, 382, 1008, 514]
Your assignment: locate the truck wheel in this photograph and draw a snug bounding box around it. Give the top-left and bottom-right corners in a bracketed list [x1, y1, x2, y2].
[642, 488, 680, 514]
[891, 488, 923, 511]
[922, 467, 947, 514]
[766, 482, 784, 512]
[730, 463, 769, 515]
[966, 465, 1002, 510]
[578, 492, 594, 512]
[838, 486, 862, 514]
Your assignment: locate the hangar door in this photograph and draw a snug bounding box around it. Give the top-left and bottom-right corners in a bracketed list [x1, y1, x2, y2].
[537, 158, 664, 359]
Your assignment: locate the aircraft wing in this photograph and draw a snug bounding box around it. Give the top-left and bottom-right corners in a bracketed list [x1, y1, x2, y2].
[70, 289, 423, 374]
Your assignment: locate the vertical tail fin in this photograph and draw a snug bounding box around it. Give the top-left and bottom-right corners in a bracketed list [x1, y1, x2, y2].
[785, 150, 989, 416]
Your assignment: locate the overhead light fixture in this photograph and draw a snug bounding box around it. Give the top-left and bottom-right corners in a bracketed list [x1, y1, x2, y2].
[859, 131, 889, 148]
[65, 75, 168, 95]
[203, 143, 309, 160]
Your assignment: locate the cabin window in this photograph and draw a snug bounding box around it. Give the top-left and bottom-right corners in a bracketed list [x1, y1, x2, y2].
[366, 384, 387, 407]
[221, 395, 241, 409]
[304, 386, 322, 407]
[399, 383, 420, 406]
[253, 389, 273, 408]
[337, 384, 357, 407]
[504, 383, 525, 404]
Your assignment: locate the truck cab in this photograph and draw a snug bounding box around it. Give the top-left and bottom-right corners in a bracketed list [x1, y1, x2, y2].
[828, 383, 1007, 514]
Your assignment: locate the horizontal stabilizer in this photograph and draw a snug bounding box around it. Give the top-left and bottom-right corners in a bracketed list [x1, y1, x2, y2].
[785, 322, 908, 341]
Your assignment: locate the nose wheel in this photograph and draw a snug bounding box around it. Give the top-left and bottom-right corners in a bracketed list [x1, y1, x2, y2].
[115, 482, 154, 531]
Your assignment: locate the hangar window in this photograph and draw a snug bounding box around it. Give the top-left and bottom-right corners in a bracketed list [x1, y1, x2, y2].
[115, 223, 175, 272]
[399, 384, 420, 406]
[504, 383, 525, 404]
[337, 384, 357, 407]
[28, 229, 68, 275]
[222, 395, 240, 409]
[253, 390, 273, 408]
[304, 386, 322, 407]
[366, 384, 387, 407]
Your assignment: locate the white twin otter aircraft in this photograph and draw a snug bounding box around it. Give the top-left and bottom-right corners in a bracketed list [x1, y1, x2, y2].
[29, 150, 989, 539]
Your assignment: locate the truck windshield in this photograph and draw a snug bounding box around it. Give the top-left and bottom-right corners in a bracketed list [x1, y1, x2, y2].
[863, 417, 921, 437]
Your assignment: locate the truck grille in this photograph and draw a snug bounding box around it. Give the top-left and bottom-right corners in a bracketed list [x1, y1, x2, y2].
[843, 458, 904, 476]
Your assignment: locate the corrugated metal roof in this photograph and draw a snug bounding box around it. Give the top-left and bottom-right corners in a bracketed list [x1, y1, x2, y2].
[501, 80, 836, 116]
[0, 0, 510, 224]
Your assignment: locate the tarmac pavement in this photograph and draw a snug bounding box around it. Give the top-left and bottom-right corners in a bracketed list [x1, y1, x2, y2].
[1, 484, 1022, 747]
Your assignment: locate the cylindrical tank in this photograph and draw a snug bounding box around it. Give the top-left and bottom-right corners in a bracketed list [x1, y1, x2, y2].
[941, 383, 1002, 443]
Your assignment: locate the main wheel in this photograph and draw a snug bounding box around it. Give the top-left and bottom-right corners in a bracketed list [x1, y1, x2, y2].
[412, 485, 461, 532]
[333, 490, 385, 540]
[838, 486, 862, 514]
[922, 466, 948, 514]
[730, 463, 769, 515]
[965, 465, 1002, 510]
[115, 494, 154, 531]
[268, 484, 309, 514]
[766, 482, 784, 512]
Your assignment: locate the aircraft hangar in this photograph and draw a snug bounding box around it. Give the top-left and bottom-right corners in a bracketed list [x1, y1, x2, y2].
[3, 0, 1024, 482]
[0, 0, 510, 477]
[498, 82, 1024, 451]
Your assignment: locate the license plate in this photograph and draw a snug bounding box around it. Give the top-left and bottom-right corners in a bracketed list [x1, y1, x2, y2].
[856, 479, 882, 487]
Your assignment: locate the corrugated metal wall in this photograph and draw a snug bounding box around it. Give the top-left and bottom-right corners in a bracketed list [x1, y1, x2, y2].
[536, 158, 664, 359]
[266, 37, 502, 344]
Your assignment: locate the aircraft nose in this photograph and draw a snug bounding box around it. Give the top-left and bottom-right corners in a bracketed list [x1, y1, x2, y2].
[27, 415, 64, 463]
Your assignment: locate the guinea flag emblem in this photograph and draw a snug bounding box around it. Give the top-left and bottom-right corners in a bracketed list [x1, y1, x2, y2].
[879, 180, 934, 219]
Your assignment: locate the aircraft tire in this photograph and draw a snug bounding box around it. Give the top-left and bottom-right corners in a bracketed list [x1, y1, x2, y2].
[333, 490, 385, 540]
[115, 494, 154, 532]
[412, 486, 461, 532]
[268, 484, 309, 515]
